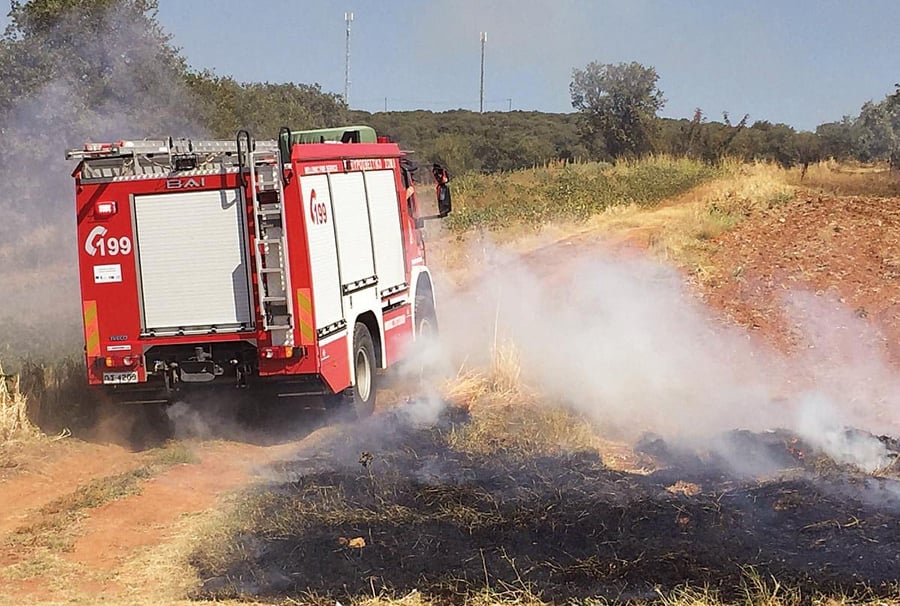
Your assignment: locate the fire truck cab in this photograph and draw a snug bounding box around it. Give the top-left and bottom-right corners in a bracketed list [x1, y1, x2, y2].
[67, 126, 443, 416]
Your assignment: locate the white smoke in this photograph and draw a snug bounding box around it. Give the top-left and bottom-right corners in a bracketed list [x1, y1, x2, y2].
[434, 239, 899, 473]
[0, 3, 203, 332]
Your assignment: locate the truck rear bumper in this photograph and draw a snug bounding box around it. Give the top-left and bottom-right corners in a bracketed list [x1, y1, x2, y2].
[96, 375, 331, 404]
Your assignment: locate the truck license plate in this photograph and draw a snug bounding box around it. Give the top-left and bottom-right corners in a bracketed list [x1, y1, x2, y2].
[103, 371, 138, 384]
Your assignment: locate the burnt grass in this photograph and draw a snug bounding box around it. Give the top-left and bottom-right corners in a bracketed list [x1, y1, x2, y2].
[192, 408, 900, 604]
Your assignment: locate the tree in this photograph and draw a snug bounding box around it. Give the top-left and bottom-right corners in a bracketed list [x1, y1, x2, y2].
[854, 91, 900, 168]
[569, 61, 665, 159]
[815, 117, 856, 160]
[1, 0, 194, 134]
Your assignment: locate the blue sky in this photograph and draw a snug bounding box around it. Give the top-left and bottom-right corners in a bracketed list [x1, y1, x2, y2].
[5, 1, 900, 130]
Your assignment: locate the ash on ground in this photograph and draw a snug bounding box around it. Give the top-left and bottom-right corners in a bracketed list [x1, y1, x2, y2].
[193, 407, 900, 604]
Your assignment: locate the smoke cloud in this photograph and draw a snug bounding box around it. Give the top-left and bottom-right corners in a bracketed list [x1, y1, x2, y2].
[0, 3, 202, 346]
[434, 240, 899, 473]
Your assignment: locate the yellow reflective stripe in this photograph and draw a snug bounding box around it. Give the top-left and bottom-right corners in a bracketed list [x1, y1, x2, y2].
[83, 301, 101, 357]
[83, 301, 97, 325]
[296, 289, 312, 313]
[296, 289, 315, 345]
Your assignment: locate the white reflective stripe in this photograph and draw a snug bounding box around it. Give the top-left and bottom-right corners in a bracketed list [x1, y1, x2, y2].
[318, 328, 348, 346]
[110, 168, 240, 182]
[134, 189, 252, 330]
[365, 170, 406, 294]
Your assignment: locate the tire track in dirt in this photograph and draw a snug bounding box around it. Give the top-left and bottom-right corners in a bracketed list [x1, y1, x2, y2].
[0, 441, 142, 537]
[0, 398, 348, 604]
[67, 440, 296, 570]
[56, 422, 342, 600]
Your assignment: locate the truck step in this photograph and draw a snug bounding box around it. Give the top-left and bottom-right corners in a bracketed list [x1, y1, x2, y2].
[259, 267, 283, 274]
[263, 296, 287, 303]
[265, 324, 293, 330]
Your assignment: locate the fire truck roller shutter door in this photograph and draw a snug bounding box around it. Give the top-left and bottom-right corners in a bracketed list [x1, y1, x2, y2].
[364, 170, 406, 295]
[328, 172, 376, 289]
[133, 189, 252, 331]
[299, 175, 344, 331]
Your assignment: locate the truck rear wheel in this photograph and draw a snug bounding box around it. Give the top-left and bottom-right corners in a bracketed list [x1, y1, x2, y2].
[325, 322, 377, 418]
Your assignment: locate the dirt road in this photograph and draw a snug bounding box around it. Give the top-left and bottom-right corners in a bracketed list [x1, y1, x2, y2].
[0, 400, 346, 604]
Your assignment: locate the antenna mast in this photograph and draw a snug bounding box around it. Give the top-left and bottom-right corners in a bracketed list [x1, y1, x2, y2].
[344, 11, 354, 107]
[479, 32, 487, 113]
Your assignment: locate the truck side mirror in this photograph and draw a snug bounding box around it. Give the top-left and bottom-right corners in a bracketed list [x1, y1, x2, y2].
[437, 183, 451, 217]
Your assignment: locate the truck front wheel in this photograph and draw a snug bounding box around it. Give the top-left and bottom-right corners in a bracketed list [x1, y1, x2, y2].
[325, 322, 377, 418]
[415, 290, 437, 339]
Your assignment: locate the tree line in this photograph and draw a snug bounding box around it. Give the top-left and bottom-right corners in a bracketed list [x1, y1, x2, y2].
[1, 0, 899, 183]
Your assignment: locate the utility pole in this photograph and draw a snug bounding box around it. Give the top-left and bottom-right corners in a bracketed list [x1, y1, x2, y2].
[479, 32, 487, 113]
[507, 98, 512, 112]
[344, 11, 353, 107]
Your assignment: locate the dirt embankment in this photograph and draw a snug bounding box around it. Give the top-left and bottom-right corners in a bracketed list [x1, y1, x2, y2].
[703, 193, 900, 358]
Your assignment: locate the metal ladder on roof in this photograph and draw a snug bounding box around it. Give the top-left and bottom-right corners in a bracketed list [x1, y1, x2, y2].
[237, 131, 294, 347]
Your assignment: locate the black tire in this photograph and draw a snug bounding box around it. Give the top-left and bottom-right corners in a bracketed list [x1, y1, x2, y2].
[415, 289, 438, 339]
[325, 322, 377, 418]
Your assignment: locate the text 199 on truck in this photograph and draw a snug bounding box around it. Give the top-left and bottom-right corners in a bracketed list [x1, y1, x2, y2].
[67, 126, 451, 416]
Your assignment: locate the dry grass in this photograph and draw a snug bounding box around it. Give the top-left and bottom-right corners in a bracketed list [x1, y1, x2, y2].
[440, 342, 637, 470]
[787, 160, 900, 197]
[444, 156, 720, 232]
[444, 368, 599, 461]
[428, 161, 796, 289]
[644, 161, 795, 276]
[0, 361, 40, 444]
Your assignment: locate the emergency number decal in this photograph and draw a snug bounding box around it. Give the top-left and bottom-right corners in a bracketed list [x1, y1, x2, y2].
[93, 264, 122, 284]
[85, 226, 132, 257]
[309, 189, 328, 225]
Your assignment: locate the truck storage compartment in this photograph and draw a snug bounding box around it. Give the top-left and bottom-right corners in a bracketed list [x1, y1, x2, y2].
[329, 172, 377, 292]
[364, 169, 406, 294]
[133, 189, 253, 334]
[299, 174, 344, 334]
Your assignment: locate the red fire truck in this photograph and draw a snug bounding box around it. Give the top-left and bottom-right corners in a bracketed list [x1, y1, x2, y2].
[67, 126, 446, 416]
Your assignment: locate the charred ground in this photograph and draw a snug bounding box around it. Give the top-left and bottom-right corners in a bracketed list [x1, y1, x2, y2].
[192, 405, 900, 604]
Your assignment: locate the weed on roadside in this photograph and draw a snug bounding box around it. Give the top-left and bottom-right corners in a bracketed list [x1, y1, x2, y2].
[0, 361, 40, 444]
